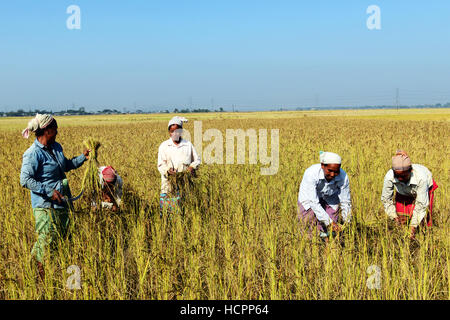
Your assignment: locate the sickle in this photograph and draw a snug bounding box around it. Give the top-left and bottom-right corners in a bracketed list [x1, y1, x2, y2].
[63, 190, 84, 202]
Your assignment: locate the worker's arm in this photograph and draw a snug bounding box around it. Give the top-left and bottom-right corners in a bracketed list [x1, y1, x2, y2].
[20, 150, 54, 198]
[58, 143, 87, 172]
[115, 175, 123, 206]
[338, 173, 352, 223]
[409, 181, 429, 228]
[298, 172, 333, 226]
[381, 171, 397, 220]
[157, 144, 171, 176]
[64, 154, 86, 172]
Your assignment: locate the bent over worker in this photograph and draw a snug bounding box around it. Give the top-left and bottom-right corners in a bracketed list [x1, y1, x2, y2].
[297, 151, 352, 239]
[381, 150, 438, 239]
[91, 166, 123, 212]
[20, 114, 90, 280]
[157, 116, 201, 215]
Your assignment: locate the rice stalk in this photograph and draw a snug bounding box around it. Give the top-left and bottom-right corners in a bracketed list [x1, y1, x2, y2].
[81, 138, 102, 207]
[168, 171, 201, 211]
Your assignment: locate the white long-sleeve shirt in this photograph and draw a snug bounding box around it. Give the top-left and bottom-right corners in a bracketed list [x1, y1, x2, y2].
[298, 163, 352, 226]
[381, 164, 433, 227]
[157, 138, 201, 194]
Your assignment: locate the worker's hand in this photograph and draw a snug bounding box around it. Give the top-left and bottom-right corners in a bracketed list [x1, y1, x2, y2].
[83, 149, 91, 159]
[410, 226, 416, 240]
[395, 215, 408, 226]
[168, 168, 177, 176]
[111, 205, 118, 212]
[51, 190, 64, 204]
[187, 166, 195, 174]
[331, 222, 341, 233]
[102, 192, 113, 203]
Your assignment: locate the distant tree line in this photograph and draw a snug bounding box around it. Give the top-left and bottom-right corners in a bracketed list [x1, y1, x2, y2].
[1, 106, 227, 117]
[1, 103, 449, 117]
[294, 102, 450, 111]
[172, 107, 224, 113]
[2, 107, 96, 117]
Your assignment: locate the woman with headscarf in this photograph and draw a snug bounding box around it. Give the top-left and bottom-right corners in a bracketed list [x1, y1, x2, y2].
[157, 116, 201, 215]
[91, 166, 123, 212]
[297, 151, 352, 240]
[20, 114, 90, 280]
[381, 150, 438, 239]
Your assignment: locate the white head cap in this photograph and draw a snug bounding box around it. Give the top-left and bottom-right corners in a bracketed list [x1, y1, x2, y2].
[319, 151, 342, 165]
[168, 116, 188, 130]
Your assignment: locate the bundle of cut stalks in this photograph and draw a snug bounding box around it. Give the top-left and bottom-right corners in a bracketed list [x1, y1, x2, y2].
[81, 138, 102, 206]
[168, 171, 196, 199]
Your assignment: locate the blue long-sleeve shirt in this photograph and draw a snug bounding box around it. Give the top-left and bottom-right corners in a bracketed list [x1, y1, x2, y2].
[20, 139, 86, 209]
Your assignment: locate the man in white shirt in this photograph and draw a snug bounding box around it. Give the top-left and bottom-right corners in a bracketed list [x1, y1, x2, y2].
[92, 166, 123, 212]
[158, 116, 201, 214]
[381, 150, 438, 239]
[297, 151, 352, 239]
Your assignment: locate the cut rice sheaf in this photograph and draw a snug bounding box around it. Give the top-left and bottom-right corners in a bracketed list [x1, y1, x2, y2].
[81, 138, 102, 205]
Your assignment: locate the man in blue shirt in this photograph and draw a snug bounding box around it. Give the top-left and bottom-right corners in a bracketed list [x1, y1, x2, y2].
[20, 114, 90, 280]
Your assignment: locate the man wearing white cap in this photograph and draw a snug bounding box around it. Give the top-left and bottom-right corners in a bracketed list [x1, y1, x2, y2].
[297, 151, 352, 239]
[157, 116, 201, 214]
[381, 150, 438, 239]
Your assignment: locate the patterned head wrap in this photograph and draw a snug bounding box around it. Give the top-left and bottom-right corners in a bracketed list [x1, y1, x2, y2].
[101, 166, 117, 183]
[21, 114, 54, 139]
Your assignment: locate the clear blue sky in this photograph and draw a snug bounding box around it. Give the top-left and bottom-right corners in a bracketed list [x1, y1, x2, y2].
[1, 0, 449, 111]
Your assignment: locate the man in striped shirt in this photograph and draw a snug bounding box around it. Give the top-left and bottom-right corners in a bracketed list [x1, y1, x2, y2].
[381, 150, 438, 239]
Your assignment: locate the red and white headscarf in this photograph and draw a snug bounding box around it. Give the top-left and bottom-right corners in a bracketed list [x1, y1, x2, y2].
[21, 114, 54, 139]
[101, 166, 117, 183]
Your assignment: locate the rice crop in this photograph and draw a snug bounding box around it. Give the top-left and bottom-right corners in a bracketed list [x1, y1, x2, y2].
[0, 109, 448, 300]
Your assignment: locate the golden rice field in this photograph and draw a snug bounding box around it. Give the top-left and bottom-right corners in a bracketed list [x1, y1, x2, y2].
[0, 108, 449, 300]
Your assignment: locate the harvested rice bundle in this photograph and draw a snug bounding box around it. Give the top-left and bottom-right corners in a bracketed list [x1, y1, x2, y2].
[81, 138, 102, 205]
[168, 171, 195, 199]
